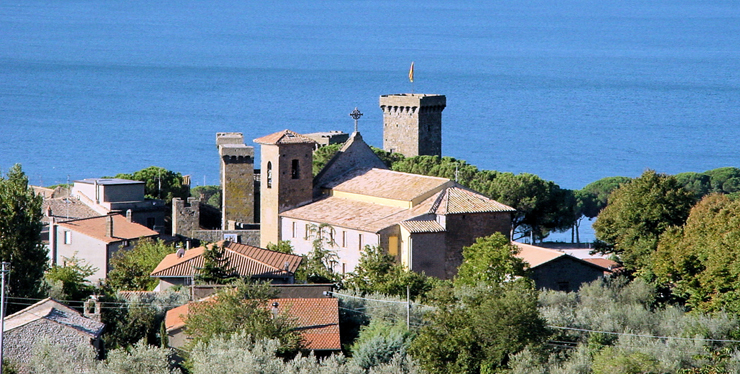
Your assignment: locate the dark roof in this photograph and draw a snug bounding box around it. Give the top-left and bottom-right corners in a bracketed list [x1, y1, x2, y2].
[4, 298, 104, 337]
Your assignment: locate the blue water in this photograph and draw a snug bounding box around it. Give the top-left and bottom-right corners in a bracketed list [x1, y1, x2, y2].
[1, 0, 739, 241]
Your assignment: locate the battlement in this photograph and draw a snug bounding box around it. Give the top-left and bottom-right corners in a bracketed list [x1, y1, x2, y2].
[216, 132, 245, 147]
[379, 94, 446, 109]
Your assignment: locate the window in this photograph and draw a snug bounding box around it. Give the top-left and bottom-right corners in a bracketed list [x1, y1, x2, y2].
[342, 263, 346, 274]
[291, 159, 299, 179]
[358, 234, 363, 250]
[292, 222, 297, 238]
[266, 162, 273, 188]
[64, 231, 72, 245]
[122, 240, 130, 247]
[304, 224, 310, 240]
[342, 231, 347, 247]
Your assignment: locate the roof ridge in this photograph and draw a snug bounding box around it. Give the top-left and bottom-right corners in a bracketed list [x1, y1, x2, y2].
[226, 242, 289, 273]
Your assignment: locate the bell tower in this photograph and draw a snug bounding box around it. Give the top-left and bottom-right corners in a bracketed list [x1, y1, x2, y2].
[254, 130, 316, 248]
[216, 132, 254, 229]
[380, 93, 446, 157]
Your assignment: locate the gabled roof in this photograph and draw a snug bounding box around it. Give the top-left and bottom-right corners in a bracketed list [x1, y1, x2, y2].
[4, 298, 104, 337]
[253, 129, 317, 145]
[56, 214, 158, 244]
[165, 297, 340, 351]
[313, 132, 388, 190]
[281, 196, 408, 233]
[151, 241, 302, 278]
[43, 197, 99, 222]
[431, 185, 515, 214]
[513, 242, 614, 272]
[325, 168, 452, 202]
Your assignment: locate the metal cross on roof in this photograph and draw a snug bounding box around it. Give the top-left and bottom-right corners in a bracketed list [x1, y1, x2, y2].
[349, 107, 363, 133]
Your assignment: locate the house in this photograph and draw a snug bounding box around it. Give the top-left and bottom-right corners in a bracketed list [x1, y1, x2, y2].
[50, 213, 159, 282]
[3, 298, 104, 371]
[514, 242, 614, 292]
[70, 178, 166, 232]
[150, 241, 303, 290]
[255, 129, 515, 279]
[164, 297, 341, 352]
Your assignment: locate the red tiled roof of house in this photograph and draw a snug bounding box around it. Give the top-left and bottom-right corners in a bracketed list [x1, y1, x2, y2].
[582, 258, 621, 271]
[56, 214, 158, 244]
[514, 242, 615, 274]
[165, 297, 340, 351]
[433, 186, 515, 214]
[151, 241, 302, 278]
[325, 168, 452, 202]
[253, 130, 316, 145]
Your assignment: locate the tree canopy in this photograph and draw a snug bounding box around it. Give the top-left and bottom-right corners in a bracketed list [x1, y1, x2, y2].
[652, 194, 740, 313]
[593, 170, 696, 273]
[454, 233, 527, 288]
[196, 242, 237, 285]
[107, 238, 174, 291]
[0, 164, 48, 305]
[113, 166, 189, 204]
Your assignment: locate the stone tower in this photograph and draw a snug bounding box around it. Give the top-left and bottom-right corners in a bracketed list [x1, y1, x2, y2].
[380, 93, 446, 157]
[254, 130, 316, 248]
[216, 132, 255, 230]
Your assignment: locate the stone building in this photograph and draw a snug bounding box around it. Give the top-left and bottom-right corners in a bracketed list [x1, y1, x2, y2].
[257, 127, 514, 279]
[3, 298, 104, 372]
[217, 132, 255, 228]
[514, 243, 614, 292]
[380, 93, 446, 157]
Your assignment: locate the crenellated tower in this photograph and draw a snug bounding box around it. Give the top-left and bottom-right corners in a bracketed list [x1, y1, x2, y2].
[216, 132, 255, 229]
[380, 93, 446, 157]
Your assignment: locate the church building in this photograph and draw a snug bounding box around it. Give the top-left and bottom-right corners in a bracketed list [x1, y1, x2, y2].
[253, 94, 515, 279]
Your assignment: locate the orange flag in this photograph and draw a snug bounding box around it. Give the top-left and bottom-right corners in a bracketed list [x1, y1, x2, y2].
[409, 62, 414, 83]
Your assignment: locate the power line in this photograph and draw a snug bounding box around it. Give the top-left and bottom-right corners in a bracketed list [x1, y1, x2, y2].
[548, 325, 740, 343]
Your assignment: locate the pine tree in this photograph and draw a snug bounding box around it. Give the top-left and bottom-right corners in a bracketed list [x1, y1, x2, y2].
[197, 243, 237, 284]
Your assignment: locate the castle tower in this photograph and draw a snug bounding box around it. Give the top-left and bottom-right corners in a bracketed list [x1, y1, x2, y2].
[216, 132, 255, 230]
[380, 93, 446, 157]
[254, 130, 316, 248]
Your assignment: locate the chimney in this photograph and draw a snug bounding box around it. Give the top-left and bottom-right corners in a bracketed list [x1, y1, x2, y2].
[271, 301, 279, 319]
[84, 295, 101, 322]
[46, 207, 52, 217]
[105, 214, 114, 237]
[125, 209, 132, 222]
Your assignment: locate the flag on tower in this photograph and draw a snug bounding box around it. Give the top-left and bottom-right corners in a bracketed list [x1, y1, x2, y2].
[409, 62, 414, 83]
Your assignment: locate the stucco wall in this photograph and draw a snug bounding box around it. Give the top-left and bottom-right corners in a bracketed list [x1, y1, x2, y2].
[409, 232, 447, 279]
[55, 225, 109, 282]
[281, 218, 378, 274]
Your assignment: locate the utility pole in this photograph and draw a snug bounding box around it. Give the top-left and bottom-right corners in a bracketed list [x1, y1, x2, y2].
[406, 285, 410, 329]
[0, 262, 11, 374]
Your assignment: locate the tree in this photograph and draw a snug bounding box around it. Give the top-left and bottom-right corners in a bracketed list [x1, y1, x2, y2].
[107, 238, 175, 291]
[312, 143, 342, 176]
[190, 185, 221, 209]
[196, 242, 237, 285]
[113, 166, 189, 204]
[343, 245, 439, 299]
[45, 254, 97, 301]
[593, 170, 695, 273]
[392, 155, 480, 186]
[266, 240, 295, 254]
[296, 223, 341, 283]
[652, 194, 740, 313]
[0, 164, 48, 306]
[184, 281, 302, 354]
[578, 176, 631, 219]
[409, 282, 549, 374]
[453, 233, 527, 288]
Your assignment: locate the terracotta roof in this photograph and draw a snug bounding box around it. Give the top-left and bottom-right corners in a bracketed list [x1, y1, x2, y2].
[514, 242, 615, 273]
[583, 258, 621, 271]
[400, 219, 445, 233]
[4, 298, 104, 337]
[151, 241, 302, 278]
[42, 197, 99, 222]
[281, 196, 408, 233]
[432, 186, 515, 214]
[56, 214, 158, 244]
[166, 297, 340, 351]
[324, 168, 452, 202]
[514, 242, 565, 268]
[254, 130, 317, 145]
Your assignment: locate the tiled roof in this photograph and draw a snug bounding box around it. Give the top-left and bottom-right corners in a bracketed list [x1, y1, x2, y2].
[57, 214, 158, 244]
[513, 242, 565, 268]
[400, 219, 445, 233]
[42, 197, 99, 222]
[4, 298, 104, 337]
[253, 130, 317, 145]
[432, 186, 515, 214]
[582, 258, 621, 271]
[281, 196, 408, 233]
[514, 242, 615, 273]
[166, 297, 340, 351]
[324, 168, 452, 202]
[151, 241, 302, 278]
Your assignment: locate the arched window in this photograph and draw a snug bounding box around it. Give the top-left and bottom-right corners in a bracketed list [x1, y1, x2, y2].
[266, 161, 272, 189]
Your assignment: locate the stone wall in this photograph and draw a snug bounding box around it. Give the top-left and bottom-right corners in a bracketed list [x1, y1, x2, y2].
[217, 132, 255, 227]
[172, 197, 200, 237]
[190, 229, 260, 247]
[380, 94, 446, 157]
[443, 211, 512, 278]
[5, 319, 100, 372]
